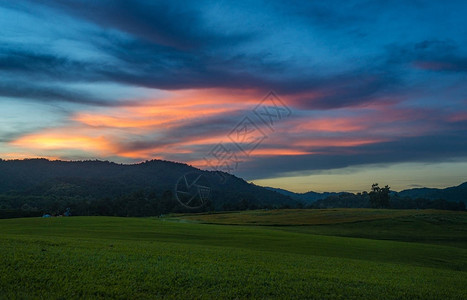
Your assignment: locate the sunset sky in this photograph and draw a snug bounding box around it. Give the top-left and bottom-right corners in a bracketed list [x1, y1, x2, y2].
[1, 0, 466, 192]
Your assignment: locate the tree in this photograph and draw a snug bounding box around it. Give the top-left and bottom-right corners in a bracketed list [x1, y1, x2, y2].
[369, 183, 390, 208]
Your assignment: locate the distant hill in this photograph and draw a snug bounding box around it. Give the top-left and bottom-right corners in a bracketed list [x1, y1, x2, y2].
[268, 182, 467, 205]
[265, 187, 348, 204]
[397, 182, 467, 203]
[0, 159, 295, 217]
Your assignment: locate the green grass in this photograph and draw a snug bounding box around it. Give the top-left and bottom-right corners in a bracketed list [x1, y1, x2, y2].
[172, 208, 464, 226]
[1, 209, 467, 299]
[173, 209, 467, 248]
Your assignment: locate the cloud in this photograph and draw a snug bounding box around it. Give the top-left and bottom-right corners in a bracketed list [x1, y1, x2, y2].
[29, 0, 253, 50]
[1, 1, 450, 112]
[238, 131, 467, 179]
[0, 80, 133, 107]
[387, 40, 467, 73]
[1, 0, 467, 190]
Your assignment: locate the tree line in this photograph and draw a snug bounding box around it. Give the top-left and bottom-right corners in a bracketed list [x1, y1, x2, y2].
[0, 182, 464, 219]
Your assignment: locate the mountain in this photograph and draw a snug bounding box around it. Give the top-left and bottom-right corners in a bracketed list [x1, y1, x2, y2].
[397, 182, 467, 203]
[265, 187, 345, 203]
[0, 158, 295, 217]
[1, 158, 464, 217]
[267, 182, 467, 209]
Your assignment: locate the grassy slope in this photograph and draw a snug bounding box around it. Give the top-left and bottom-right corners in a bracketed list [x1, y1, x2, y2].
[173, 208, 464, 226]
[0, 210, 466, 299]
[174, 209, 467, 248]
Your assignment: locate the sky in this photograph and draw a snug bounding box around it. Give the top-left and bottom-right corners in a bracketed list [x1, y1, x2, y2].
[0, 0, 466, 192]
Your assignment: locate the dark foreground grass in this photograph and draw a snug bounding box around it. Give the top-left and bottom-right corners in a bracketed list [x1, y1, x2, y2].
[1, 211, 467, 299]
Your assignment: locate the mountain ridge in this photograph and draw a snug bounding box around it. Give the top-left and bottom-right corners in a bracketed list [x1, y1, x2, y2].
[397, 182, 467, 203]
[0, 158, 296, 216]
[267, 182, 467, 204]
[0, 158, 465, 217]
[265, 187, 346, 203]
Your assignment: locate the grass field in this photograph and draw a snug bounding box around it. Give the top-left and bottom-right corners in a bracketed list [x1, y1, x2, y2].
[1, 209, 466, 299]
[173, 209, 467, 248]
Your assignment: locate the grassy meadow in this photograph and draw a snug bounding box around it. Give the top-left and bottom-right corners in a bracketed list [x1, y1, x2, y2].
[0, 209, 466, 299]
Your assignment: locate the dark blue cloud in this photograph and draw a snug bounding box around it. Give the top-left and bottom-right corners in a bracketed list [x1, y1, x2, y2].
[239, 131, 467, 179]
[31, 0, 254, 50]
[2, 0, 466, 106]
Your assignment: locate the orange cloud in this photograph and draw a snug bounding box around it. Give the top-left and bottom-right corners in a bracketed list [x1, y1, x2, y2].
[294, 138, 386, 148]
[249, 149, 314, 156]
[72, 89, 260, 131]
[3, 88, 411, 165]
[0, 152, 60, 161]
[289, 117, 367, 133]
[10, 132, 115, 154]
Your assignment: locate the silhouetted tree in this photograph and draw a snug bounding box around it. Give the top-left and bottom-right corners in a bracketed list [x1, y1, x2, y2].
[369, 183, 390, 208]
